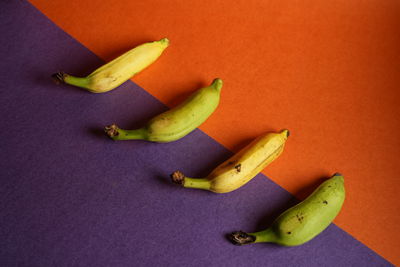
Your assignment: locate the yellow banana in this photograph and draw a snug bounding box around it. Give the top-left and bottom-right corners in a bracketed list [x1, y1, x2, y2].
[228, 173, 345, 246]
[52, 38, 169, 93]
[105, 78, 223, 142]
[171, 130, 289, 193]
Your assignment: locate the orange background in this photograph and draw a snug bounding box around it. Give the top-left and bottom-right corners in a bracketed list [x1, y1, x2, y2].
[30, 0, 400, 264]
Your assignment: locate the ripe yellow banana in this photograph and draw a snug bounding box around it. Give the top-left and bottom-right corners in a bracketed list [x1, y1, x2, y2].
[52, 38, 169, 93]
[171, 130, 289, 193]
[105, 78, 223, 142]
[229, 173, 345, 246]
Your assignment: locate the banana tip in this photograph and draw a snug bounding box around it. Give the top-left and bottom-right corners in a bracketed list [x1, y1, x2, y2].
[170, 171, 185, 185]
[159, 37, 170, 46]
[212, 78, 223, 91]
[333, 172, 343, 177]
[281, 129, 290, 138]
[104, 124, 119, 138]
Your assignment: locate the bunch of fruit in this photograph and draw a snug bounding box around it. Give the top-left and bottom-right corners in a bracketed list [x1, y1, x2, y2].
[53, 38, 345, 247]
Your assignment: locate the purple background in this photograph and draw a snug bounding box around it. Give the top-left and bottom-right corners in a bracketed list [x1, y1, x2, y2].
[0, 1, 392, 266]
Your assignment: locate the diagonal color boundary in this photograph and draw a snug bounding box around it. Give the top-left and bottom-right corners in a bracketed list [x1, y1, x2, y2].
[0, 1, 393, 266]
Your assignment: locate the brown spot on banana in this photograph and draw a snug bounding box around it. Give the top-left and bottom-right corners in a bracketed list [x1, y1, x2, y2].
[234, 164, 242, 172]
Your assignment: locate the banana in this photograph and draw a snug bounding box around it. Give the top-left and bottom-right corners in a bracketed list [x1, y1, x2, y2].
[52, 38, 169, 93]
[104, 78, 223, 142]
[170, 130, 289, 193]
[228, 173, 345, 246]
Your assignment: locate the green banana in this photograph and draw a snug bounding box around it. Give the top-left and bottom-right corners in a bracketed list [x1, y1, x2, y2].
[170, 130, 289, 193]
[105, 78, 223, 142]
[52, 38, 169, 93]
[228, 173, 345, 246]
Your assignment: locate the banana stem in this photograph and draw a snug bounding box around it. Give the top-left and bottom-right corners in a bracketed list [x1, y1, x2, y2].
[52, 72, 90, 89]
[250, 228, 277, 243]
[104, 124, 147, 141]
[184, 177, 211, 190]
[228, 231, 256, 245]
[229, 228, 276, 245]
[170, 171, 211, 191]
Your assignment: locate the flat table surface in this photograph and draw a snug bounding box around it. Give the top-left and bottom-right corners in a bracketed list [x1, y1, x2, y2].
[1, 1, 399, 266]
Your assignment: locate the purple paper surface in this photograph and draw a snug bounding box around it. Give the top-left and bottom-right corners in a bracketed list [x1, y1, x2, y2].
[0, 1, 392, 266]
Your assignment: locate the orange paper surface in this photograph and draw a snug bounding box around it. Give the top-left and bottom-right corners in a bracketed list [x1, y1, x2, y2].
[30, 0, 400, 264]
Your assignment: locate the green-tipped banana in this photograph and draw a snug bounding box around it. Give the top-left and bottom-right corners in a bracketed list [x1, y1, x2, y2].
[52, 38, 169, 93]
[105, 78, 223, 142]
[229, 173, 345, 246]
[170, 130, 289, 193]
